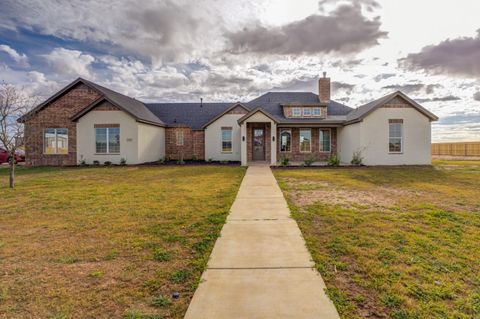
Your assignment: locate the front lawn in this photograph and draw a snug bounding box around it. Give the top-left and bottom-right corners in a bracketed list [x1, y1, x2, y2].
[0, 165, 245, 319]
[274, 161, 480, 319]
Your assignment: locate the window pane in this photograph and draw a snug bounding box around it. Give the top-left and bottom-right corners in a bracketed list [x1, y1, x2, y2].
[313, 108, 321, 116]
[299, 129, 311, 152]
[389, 138, 402, 152]
[96, 128, 107, 153]
[108, 127, 120, 153]
[222, 128, 232, 152]
[303, 108, 311, 116]
[44, 128, 56, 154]
[176, 131, 184, 146]
[320, 129, 331, 152]
[56, 128, 68, 154]
[293, 108, 301, 117]
[389, 123, 402, 138]
[280, 130, 291, 152]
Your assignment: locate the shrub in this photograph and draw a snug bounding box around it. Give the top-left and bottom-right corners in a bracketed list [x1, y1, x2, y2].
[93, 160, 100, 166]
[176, 159, 185, 165]
[207, 158, 213, 163]
[280, 156, 290, 166]
[304, 155, 315, 166]
[120, 158, 127, 166]
[158, 157, 165, 164]
[104, 161, 112, 166]
[191, 154, 197, 161]
[350, 150, 363, 166]
[79, 159, 87, 166]
[328, 154, 340, 166]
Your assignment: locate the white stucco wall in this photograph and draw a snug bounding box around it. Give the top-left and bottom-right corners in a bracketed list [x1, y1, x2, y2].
[205, 114, 243, 161]
[338, 107, 432, 165]
[138, 123, 165, 163]
[77, 110, 139, 164]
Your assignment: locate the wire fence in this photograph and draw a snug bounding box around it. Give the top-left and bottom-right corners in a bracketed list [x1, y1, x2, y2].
[432, 142, 480, 156]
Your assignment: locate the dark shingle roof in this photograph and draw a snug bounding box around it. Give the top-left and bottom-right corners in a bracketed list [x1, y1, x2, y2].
[81, 79, 165, 126]
[145, 103, 236, 129]
[346, 91, 438, 123]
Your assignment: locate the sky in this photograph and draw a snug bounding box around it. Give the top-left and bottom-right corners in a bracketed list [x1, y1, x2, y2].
[0, 0, 479, 142]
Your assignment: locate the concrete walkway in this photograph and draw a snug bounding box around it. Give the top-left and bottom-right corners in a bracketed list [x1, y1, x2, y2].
[184, 165, 339, 319]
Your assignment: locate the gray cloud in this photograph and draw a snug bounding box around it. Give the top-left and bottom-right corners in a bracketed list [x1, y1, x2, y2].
[474, 92, 480, 101]
[332, 81, 355, 94]
[373, 73, 395, 82]
[415, 95, 461, 103]
[382, 83, 425, 94]
[225, 3, 387, 55]
[400, 30, 480, 77]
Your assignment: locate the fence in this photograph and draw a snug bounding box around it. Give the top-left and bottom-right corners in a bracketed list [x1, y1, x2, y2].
[432, 142, 480, 156]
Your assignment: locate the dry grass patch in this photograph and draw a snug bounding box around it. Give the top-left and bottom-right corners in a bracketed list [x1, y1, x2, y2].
[274, 161, 480, 319]
[0, 165, 245, 319]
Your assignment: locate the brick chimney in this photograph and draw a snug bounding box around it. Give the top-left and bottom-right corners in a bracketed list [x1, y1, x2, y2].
[318, 72, 330, 103]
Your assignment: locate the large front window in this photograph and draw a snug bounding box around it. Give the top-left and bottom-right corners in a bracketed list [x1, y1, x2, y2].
[299, 129, 311, 152]
[44, 128, 68, 154]
[292, 107, 301, 117]
[95, 125, 120, 154]
[221, 127, 232, 153]
[319, 129, 331, 152]
[389, 120, 403, 153]
[280, 129, 291, 152]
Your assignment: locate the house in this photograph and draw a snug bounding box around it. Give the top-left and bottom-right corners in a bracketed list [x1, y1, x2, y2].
[19, 74, 438, 166]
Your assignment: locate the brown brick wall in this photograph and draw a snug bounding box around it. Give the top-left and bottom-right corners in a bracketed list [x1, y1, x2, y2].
[277, 127, 337, 162]
[165, 127, 205, 160]
[318, 77, 331, 103]
[24, 83, 101, 166]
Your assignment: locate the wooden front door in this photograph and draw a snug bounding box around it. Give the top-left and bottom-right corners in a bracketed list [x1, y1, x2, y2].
[252, 128, 265, 161]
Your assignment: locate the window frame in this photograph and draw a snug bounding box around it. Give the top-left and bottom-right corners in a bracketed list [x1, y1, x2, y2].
[292, 107, 301, 117]
[176, 130, 184, 146]
[388, 119, 403, 154]
[319, 128, 331, 153]
[95, 125, 120, 155]
[299, 128, 312, 153]
[221, 126, 233, 153]
[279, 129, 292, 153]
[313, 107, 321, 117]
[43, 128, 68, 155]
[303, 107, 312, 116]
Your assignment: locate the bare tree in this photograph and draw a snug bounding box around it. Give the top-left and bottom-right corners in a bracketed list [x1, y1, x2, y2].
[0, 82, 35, 188]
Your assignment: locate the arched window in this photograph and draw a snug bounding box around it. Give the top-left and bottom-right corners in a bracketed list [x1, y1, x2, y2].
[280, 129, 291, 152]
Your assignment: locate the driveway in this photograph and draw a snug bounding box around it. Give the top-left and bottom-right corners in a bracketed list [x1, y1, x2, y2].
[184, 165, 339, 318]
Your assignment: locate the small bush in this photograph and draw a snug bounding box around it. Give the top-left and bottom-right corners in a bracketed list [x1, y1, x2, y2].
[328, 154, 340, 166]
[79, 159, 87, 166]
[93, 160, 100, 166]
[207, 158, 213, 163]
[176, 159, 185, 165]
[350, 150, 363, 166]
[104, 161, 112, 166]
[191, 154, 197, 161]
[304, 155, 315, 166]
[158, 157, 165, 164]
[120, 158, 127, 166]
[280, 156, 290, 166]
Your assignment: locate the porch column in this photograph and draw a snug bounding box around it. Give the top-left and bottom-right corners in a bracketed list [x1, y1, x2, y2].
[240, 122, 247, 166]
[270, 122, 277, 165]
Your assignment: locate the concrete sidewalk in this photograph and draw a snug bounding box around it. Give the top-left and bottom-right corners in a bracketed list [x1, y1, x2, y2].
[184, 165, 339, 319]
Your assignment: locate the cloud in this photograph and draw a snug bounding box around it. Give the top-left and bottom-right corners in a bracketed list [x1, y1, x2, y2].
[225, 3, 387, 55]
[382, 83, 426, 94]
[0, 44, 28, 66]
[474, 92, 480, 101]
[415, 95, 461, 103]
[373, 73, 395, 82]
[332, 81, 355, 94]
[400, 30, 480, 77]
[42, 48, 95, 78]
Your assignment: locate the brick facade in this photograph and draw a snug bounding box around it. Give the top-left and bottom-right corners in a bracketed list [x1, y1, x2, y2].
[24, 83, 101, 166]
[277, 127, 337, 162]
[165, 127, 205, 160]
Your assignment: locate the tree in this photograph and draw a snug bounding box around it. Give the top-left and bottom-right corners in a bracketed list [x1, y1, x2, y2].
[0, 82, 35, 188]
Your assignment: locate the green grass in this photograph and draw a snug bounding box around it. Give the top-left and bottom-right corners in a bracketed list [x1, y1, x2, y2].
[274, 161, 480, 319]
[0, 165, 245, 319]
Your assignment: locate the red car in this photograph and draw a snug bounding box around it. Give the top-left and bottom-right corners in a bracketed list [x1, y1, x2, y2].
[0, 148, 25, 164]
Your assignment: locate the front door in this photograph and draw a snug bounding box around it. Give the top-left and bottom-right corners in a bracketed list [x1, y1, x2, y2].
[252, 128, 265, 161]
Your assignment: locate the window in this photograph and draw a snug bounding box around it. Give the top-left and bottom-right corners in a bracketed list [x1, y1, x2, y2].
[280, 129, 291, 152]
[303, 108, 311, 116]
[313, 107, 321, 116]
[389, 119, 403, 153]
[292, 107, 301, 117]
[319, 129, 331, 152]
[299, 129, 311, 152]
[176, 130, 184, 146]
[221, 127, 233, 153]
[95, 125, 120, 154]
[44, 128, 68, 154]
